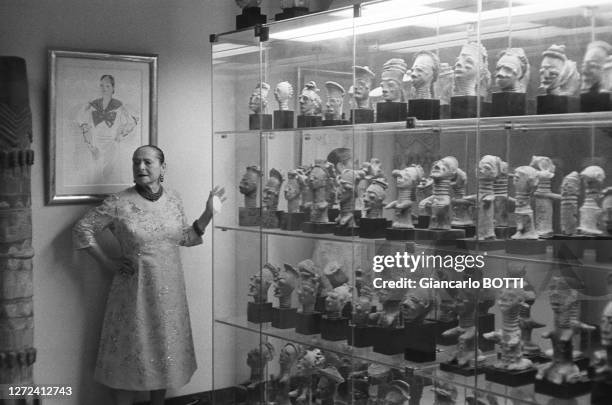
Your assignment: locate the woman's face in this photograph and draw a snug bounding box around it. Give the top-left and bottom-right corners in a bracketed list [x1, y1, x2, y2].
[100, 77, 114, 98]
[133, 147, 164, 187]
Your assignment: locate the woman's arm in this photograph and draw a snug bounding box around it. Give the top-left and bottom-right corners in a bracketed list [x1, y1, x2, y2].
[82, 243, 134, 276]
[193, 186, 226, 235]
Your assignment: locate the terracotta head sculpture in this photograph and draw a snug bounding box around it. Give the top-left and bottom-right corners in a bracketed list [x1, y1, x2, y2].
[581, 40, 612, 93]
[411, 50, 440, 99]
[495, 48, 530, 92]
[454, 42, 491, 97]
[380, 58, 408, 102]
[262, 168, 284, 211]
[539, 44, 580, 96]
[353, 65, 376, 108]
[324, 81, 345, 120]
[248, 82, 270, 114]
[275, 81, 294, 111]
[299, 81, 322, 115]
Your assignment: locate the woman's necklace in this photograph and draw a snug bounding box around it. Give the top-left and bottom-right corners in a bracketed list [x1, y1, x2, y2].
[135, 184, 163, 202]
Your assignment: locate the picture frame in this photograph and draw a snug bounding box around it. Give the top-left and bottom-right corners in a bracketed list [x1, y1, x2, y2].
[47, 49, 158, 204]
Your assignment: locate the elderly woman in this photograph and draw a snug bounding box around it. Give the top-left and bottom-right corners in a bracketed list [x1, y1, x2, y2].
[73, 145, 225, 405]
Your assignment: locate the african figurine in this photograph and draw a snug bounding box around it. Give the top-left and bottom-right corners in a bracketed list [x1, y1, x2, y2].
[246, 342, 275, 385]
[451, 167, 474, 227]
[285, 169, 303, 214]
[324, 285, 352, 320]
[400, 287, 434, 325]
[581, 41, 612, 94]
[495, 48, 530, 93]
[369, 288, 404, 329]
[308, 160, 335, 223]
[530, 156, 560, 237]
[577, 165, 605, 235]
[419, 156, 458, 230]
[275, 81, 294, 111]
[248, 263, 277, 304]
[493, 159, 514, 228]
[453, 42, 491, 98]
[239, 165, 262, 208]
[335, 169, 363, 228]
[363, 178, 388, 219]
[262, 168, 284, 212]
[507, 264, 544, 357]
[511, 166, 540, 240]
[474, 155, 500, 239]
[539, 44, 580, 96]
[380, 58, 408, 102]
[386, 165, 423, 229]
[298, 81, 322, 116]
[272, 342, 301, 405]
[248, 82, 270, 114]
[410, 50, 440, 99]
[323, 81, 345, 121]
[291, 348, 326, 405]
[560, 171, 580, 235]
[353, 65, 375, 109]
[296, 259, 320, 314]
[274, 264, 299, 309]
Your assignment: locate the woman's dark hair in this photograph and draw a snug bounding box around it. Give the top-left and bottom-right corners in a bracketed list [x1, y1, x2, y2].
[100, 74, 115, 88]
[134, 145, 165, 164]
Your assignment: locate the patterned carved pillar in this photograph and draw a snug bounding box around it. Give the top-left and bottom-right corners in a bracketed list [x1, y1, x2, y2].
[0, 57, 36, 392]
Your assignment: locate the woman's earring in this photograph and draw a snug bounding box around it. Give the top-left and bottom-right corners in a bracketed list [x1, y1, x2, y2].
[160, 174, 164, 182]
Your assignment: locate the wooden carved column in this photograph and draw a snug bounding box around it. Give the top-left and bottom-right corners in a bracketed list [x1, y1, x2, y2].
[0, 57, 36, 392]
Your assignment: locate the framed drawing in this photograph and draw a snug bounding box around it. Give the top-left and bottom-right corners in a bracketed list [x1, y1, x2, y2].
[47, 50, 158, 204]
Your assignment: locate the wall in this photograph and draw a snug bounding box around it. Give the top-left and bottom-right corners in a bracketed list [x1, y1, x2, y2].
[0, 0, 235, 403]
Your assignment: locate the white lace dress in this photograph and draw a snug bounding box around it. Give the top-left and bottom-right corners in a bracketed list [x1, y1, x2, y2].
[73, 187, 201, 390]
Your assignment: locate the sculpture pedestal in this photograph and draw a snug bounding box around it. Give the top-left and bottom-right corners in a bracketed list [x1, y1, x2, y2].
[295, 312, 321, 335]
[408, 99, 440, 120]
[372, 327, 408, 355]
[494, 226, 516, 240]
[439, 104, 450, 119]
[350, 108, 374, 123]
[550, 235, 585, 261]
[456, 238, 506, 251]
[415, 228, 465, 246]
[439, 361, 484, 376]
[347, 325, 373, 348]
[358, 218, 387, 239]
[376, 102, 407, 122]
[334, 226, 358, 237]
[484, 366, 537, 387]
[505, 239, 547, 255]
[452, 224, 475, 238]
[271, 307, 297, 329]
[385, 227, 415, 241]
[478, 313, 495, 352]
[320, 316, 348, 341]
[591, 379, 612, 405]
[236, 7, 266, 30]
[322, 118, 349, 126]
[297, 115, 322, 128]
[580, 91, 611, 112]
[416, 215, 430, 229]
[537, 94, 579, 114]
[492, 92, 527, 117]
[249, 113, 272, 130]
[404, 320, 436, 362]
[534, 378, 591, 399]
[302, 221, 335, 234]
[450, 96, 489, 118]
[247, 302, 273, 324]
[273, 110, 294, 129]
[275, 6, 308, 20]
[280, 212, 305, 231]
[261, 210, 282, 229]
[327, 208, 339, 223]
[594, 236, 612, 262]
[239, 207, 260, 226]
[435, 319, 459, 346]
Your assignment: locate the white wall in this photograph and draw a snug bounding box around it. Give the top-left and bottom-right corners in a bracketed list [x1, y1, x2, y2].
[0, 1, 236, 403]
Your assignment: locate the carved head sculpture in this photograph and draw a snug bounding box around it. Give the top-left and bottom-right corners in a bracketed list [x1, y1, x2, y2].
[363, 178, 388, 212]
[603, 187, 612, 229]
[325, 284, 352, 316]
[262, 168, 284, 210]
[478, 155, 500, 180]
[239, 165, 262, 196]
[316, 367, 344, 399]
[454, 42, 491, 97]
[308, 160, 333, 191]
[353, 65, 376, 107]
[601, 301, 612, 347]
[495, 48, 530, 92]
[295, 348, 325, 376]
[279, 342, 301, 369]
[580, 165, 606, 190]
[248, 82, 270, 114]
[452, 167, 467, 192]
[512, 166, 539, 195]
[581, 41, 612, 93]
[384, 380, 411, 405]
[602, 56, 612, 93]
[539, 44, 580, 96]
[324, 81, 345, 120]
[299, 81, 322, 115]
[337, 169, 362, 203]
[561, 171, 581, 198]
[235, 0, 261, 8]
[246, 341, 275, 371]
[274, 81, 294, 111]
[430, 156, 459, 181]
[497, 288, 526, 314]
[392, 165, 424, 190]
[548, 276, 578, 314]
[248, 263, 277, 302]
[352, 295, 372, 325]
[381, 58, 408, 102]
[411, 50, 440, 97]
[296, 259, 319, 310]
[323, 261, 349, 288]
[285, 169, 302, 201]
[401, 287, 434, 323]
[529, 156, 556, 181]
[274, 264, 299, 300]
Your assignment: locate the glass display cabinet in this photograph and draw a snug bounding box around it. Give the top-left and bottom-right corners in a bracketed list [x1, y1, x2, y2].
[210, 1, 612, 404]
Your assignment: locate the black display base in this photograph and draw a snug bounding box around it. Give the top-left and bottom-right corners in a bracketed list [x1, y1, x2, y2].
[484, 366, 537, 387]
[358, 218, 387, 239]
[261, 210, 282, 229]
[404, 320, 436, 363]
[249, 114, 272, 130]
[550, 235, 585, 261]
[273, 110, 294, 129]
[347, 325, 373, 347]
[376, 102, 407, 122]
[440, 104, 450, 119]
[452, 224, 475, 238]
[350, 108, 374, 123]
[495, 226, 516, 240]
[271, 307, 297, 329]
[456, 237, 506, 251]
[505, 238, 547, 254]
[537, 94, 579, 114]
[320, 317, 348, 341]
[302, 221, 336, 234]
[247, 302, 273, 323]
[297, 115, 322, 128]
[274, 7, 309, 20]
[534, 378, 591, 399]
[451, 96, 489, 118]
[415, 228, 465, 245]
[236, 7, 267, 30]
[315, 296, 326, 313]
[327, 208, 339, 223]
[524, 352, 549, 364]
[492, 92, 527, 117]
[295, 312, 321, 335]
[373, 327, 408, 355]
[334, 226, 359, 237]
[434, 319, 459, 346]
[408, 99, 440, 120]
[478, 313, 495, 352]
[594, 236, 612, 262]
[386, 227, 416, 241]
[591, 379, 612, 405]
[239, 207, 260, 226]
[439, 361, 484, 376]
[416, 215, 430, 229]
[580, 91, 611, 112]
[280, 212, 305, 231]
[322, 118, 349, 126]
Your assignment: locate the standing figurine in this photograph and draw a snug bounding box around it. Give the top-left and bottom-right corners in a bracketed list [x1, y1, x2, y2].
[248, 82, 272, 129]
[477, 156, 499, 239]
[274, 81, 295, 128]
[323, 81, 347, 125]
[511, 166, 540, 240]
[409, 50, 441, 120]
[262, 168, 284, 228]
[239, 165, 262, 226]
[580, 41, 612, 111]
[419, 156, 458, 230]
[351, 65, 376, 123]
[451, 168, 474, 229]
[560, 171, 580, 236]
[578, 165, 605, 235]
[385, 165, 423, 239]
[493, 48, 529, 116]
[377, 58, 408, 122]
[493, 159, 515, 237]
[297, 81, 322, 127]
[530, 156, 560, 237]
[292, 348, 326, 405]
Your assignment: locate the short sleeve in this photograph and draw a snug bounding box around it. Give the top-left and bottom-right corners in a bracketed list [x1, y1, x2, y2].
[72, 194, 118, 250]
[173, 190, 203, 247]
